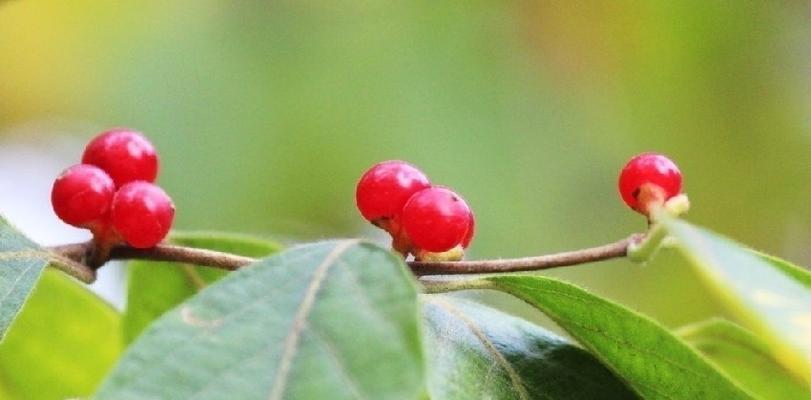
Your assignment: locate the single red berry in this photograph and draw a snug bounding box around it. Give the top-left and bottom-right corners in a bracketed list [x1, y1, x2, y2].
[355, 160, 431, 223]
[618, 152, 682, 214]
[82, 129, 159, 187]
[51, 164, 115, 228]
[402, 186, 472, 253]
[111, 182, 175, 248]
[461, 211, 475, 248]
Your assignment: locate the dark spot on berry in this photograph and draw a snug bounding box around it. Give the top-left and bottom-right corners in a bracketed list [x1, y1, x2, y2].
[371, 217, 390, 228]
[631, 187, 640, 199]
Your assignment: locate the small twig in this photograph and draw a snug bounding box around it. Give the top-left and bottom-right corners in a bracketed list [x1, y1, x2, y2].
[409, 234, 642, 275]
[109, 245, 255, 270]
[46, 234, 642, 282]
[49, 242, 255, 271]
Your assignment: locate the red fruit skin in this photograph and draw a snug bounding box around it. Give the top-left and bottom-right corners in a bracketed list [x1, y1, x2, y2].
[461, 211, 475, 248]
[402, 187, 472, 253]
[111, 182, 175, 248]
[51, 164, 115, 227]
[82, 129, 159, 187]
[618, 152, 682, 213]
[355, 160, 431, 222]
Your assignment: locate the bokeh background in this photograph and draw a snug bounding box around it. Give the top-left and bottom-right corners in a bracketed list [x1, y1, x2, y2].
[1, 1, 810, 331]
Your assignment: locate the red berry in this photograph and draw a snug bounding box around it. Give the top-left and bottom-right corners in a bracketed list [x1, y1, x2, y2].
[355, 160, 431, 222]
[618, 152, 682, 214]
[82, 129, 159, 187]
[111, 182, 175, 248]
[402, 187, 472, 253]
[51, 164, 115, 228]
[461, 211, 475, 248]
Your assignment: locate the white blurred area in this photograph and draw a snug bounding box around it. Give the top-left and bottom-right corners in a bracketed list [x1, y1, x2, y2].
[0, 123, 126, 309]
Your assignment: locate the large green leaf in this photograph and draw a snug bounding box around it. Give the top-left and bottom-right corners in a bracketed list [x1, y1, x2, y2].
[422, 295, 637, 399]
[662, 218, 811, 383]
[678, 319, 811, 400]
[0, 216, 50, 341]
[0, 269, 122, 399]
[753, 251, 811, 289]
[428, 275, 752, 399]
[123, 232, 281, 343]
[98, 240, 424, 399]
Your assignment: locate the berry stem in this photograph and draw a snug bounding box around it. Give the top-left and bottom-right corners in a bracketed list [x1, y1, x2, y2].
[626, 223, 667, 263]
[47, 233, 643, 278]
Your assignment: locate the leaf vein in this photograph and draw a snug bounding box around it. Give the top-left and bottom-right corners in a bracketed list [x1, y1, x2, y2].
[0, 253, 46, 309]
[498, 282, 720, 384]
[268, 240, 358, 400]
[309, 326, 368, 400]
[119, 252, 315, 392]
[424, 296, 534, 400]
[180, 264, 207, 291]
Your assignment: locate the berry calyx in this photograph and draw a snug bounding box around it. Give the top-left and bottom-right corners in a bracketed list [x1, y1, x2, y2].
[51, 164, 115, 228]
[416, 245, 465, 262]
[82, 129, 159, 187]
[401, 186, 473, 253]
[355, 160, 431, 224]
[618, 152, 683, 216]
[111, 181, 175, 248]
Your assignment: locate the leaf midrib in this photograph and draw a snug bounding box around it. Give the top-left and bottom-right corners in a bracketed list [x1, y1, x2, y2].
[424, 296, 532, 400]
[107, 252, 316, 393]
[268, 240, 358, 400]
[493, 280, 713, 380]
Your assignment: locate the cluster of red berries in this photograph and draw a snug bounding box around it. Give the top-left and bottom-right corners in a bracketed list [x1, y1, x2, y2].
[48, 140, 676, 258]
[618, 152, 683, 217]
[355, 161, 474, 260]
[51, 129, 175, 249]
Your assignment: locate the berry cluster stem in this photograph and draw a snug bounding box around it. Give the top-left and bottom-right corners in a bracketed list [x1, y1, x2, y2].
[48, 234, 642, 283]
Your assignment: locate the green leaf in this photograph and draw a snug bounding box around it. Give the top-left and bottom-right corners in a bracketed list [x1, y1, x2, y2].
[662, 218, 811, 383]
[123, 232, 281, 343]
[753, 251, 811, 289]
[0, 216, 50, 341]
[678, 319, 811, 400]
[98, 240, 424, 400]
[0, 269, 122, 399]
[422, 295, 637, 399]
[432, 275, 752, 399]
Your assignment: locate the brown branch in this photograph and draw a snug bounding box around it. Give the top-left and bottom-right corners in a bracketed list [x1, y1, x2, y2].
[49, 242, 255, 271]
[47, 234, 641, 282]
[109, 245, 255, 270]
[409, 234, 641, 275]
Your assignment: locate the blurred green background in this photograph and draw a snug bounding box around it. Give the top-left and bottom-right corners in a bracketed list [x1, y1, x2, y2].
[1, 1, 810, 330]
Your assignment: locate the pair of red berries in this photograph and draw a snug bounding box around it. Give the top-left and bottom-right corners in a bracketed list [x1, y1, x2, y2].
[356, 161, 474, 258]
[51, 129, 175, 249]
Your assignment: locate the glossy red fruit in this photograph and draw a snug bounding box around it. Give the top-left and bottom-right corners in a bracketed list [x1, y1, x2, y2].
[461, 211, 475, 248]
[402, 186, 472, 252]
[355, 160, 431, 222]
[82, 129, 159, 187]
[111, 182, 175, 248]
[618, 152, 682, 214]
[51, 164, 115, 227]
